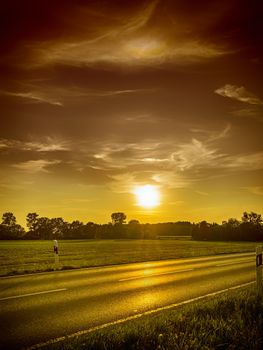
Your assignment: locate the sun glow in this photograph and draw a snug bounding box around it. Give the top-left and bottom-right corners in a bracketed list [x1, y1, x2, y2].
[134, 185, 160, 208]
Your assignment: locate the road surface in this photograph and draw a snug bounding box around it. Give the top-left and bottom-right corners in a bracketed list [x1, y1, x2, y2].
[0, 252, 256, 349]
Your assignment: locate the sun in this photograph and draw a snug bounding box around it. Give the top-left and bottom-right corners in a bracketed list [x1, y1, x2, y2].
[133, 185, 160, 208]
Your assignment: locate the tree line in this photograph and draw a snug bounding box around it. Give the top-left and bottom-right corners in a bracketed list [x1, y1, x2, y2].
[0, 211, 262, 241]
[192, 212, 263, 241]
[0, 211, 192, 240]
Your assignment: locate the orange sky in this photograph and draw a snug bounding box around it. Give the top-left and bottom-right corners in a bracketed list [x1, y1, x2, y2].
[0, 0, 263, 226]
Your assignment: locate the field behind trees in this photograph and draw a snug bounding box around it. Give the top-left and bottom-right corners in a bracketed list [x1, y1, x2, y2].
[0, 239, 258, 277]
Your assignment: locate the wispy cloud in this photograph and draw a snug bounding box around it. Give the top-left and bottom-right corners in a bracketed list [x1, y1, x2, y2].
[92, 141, 163, 167]
[243, 186, 263, 196]
[118, 114, 158, 124]
[190, 124, 231, 142]
[76, 88, 156, 97]
[215, 84, 263, 105]
[117, 0, 159, 34]
[4, 133, 263, 191]
[25, 141, 69, 152]
[1, 86, 155, 107]
[222, 152, 263, 171]
[31, 0, 226, 68]
[85, 136, 263, 187]
[230, 107, 263, 122]
[151, 172, 192, 189]
[39, 37, 225, 68]
[3, 91, 63, 106]
[171, 139, 221, 171]
[0, 137, 70, 152]
[195, 190, 210, 196]
[109, 170, 190, 194]
[13, 159, 61, 173]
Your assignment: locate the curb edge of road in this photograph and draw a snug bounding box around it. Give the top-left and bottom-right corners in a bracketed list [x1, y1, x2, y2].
[23, 280, 255, 350]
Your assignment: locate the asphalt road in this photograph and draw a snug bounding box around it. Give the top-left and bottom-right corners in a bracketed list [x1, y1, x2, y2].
[0, 252, 256, 350]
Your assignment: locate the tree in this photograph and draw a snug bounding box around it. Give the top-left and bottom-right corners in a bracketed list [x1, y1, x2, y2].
[36, 217, 53, 239]
[127, 220, 142, 238]
[240, 211, 263, 241]
[0, 223, 25, 239]
[225, 218, 240, 228]
[242, 211, 262, 225]
[111, 212, 126, 225]
[2, 212, 16, 226]
[50, 217, 65, 238]
[192, 221, 211, 240]
[221, 218, 241, 240]
[64, 220, 85, 239]
[26, 212, 39, 232]
[128, 220, 140, 225]
[85, 222, 96, 239]
[0, 212, 25, 239]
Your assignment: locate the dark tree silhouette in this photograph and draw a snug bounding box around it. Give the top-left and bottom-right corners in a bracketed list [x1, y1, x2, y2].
[26, 212, 39, 232]
[225, 218, 240, 227]
[242, 211, 262, 225]
[128, 220, 140, 225]
[111, 212, 126, 225]
[2, 212, 16, 226]
[0, 212, 25, 239]
[127, 219, 142, 239]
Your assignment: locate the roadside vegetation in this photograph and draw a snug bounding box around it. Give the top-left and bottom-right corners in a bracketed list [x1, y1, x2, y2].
[0, 239, 257, 276]
[45, 286, 263, 350]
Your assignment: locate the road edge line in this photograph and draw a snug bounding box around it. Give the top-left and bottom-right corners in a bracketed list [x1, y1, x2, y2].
[24, 280, 255, 350]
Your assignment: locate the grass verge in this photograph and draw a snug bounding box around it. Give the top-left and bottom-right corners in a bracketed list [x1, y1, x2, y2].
[45, 285, 263, 350]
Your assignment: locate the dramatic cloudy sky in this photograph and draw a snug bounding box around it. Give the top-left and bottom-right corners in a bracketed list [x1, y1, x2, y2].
[1, 0, 263, 226]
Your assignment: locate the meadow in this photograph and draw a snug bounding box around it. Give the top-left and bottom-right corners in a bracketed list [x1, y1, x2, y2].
[0, 239, 258, 276]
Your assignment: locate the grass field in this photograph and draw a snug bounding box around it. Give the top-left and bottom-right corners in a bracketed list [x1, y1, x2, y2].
[44, 285, 263, 350]
[0, 239, 258, 276]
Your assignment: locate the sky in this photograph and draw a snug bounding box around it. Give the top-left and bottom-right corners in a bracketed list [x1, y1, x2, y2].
[0, 0, 263, 226]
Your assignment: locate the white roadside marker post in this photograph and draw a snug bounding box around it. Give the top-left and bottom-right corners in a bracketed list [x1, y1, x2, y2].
[54, 239, 59, 266]
[256, 246, 262, 297]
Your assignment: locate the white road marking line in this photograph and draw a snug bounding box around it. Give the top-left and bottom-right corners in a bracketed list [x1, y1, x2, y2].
[119, 268, 194, 282]
[216, 259, 254, 267]
[24, 281, 255, 350]
[0, 288, 67, 301]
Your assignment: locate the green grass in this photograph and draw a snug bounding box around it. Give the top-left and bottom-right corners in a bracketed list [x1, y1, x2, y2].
[45, 286, 263, 350]
[0, 239, 258, 276]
